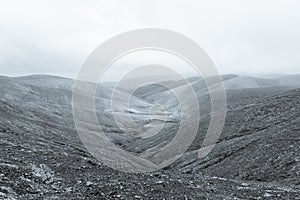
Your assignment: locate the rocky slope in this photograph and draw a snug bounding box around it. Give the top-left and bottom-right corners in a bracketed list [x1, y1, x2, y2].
[0, 74, 299, 199]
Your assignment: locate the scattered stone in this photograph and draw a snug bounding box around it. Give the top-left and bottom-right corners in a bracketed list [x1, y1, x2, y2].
[86, 181, 94, 187]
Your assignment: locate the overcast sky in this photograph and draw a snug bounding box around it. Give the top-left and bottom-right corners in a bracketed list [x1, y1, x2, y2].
[0, 0, 299, 79]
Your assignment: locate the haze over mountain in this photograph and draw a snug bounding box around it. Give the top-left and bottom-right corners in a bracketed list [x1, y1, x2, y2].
[0, 74, 299, 199]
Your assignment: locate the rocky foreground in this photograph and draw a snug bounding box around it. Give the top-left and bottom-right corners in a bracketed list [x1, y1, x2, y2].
[0, 75, 300, 199]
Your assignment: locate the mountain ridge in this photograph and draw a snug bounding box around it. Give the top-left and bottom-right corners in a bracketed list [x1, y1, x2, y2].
[0, 74, 299, 199]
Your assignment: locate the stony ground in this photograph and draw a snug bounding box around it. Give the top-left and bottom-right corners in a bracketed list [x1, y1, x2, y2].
[0, 75, 300, 199]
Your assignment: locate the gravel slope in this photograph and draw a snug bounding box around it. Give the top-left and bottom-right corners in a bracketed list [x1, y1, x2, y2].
[0, 75, 299, 199]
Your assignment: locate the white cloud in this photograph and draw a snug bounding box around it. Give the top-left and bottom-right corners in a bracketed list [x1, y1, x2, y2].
[0, 0, 299, 78]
